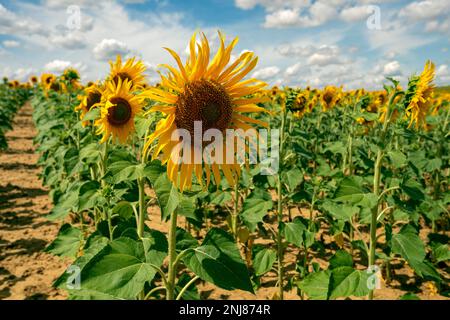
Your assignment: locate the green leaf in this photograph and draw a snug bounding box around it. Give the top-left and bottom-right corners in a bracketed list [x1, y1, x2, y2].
[283, 221, 306, 247]
[329, 250, 353, 269]
[401, 179, 425, 201]
[45, 224, 82, 258]
[297, 271, 330, 300]
[77, 181, 100, 211]
[154, 173, 180, 220]
[79, 236, 167, 299]
[322, 201, 358, 221]
[334, 177, 377, 208]
[253, 248, 276, 276]
[240, 189, 273, 232]
[112, 201, 134, 220]
[400, 293, 420, 300]
[391, 225, 425, 265]
[387, 150, 407, 169]
[328, 267, 369, 299]
[81, 108, 100, 121]
[209, 191, 232, 206]
[282, 168, 303, 191]
[183, 228, 253, 293]
[432, 244, 450, 263]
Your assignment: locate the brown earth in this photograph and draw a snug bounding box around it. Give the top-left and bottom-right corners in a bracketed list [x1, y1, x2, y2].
[0, 103, 448, 300]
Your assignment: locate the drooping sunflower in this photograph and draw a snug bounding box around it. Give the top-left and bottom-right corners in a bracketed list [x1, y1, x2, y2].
[76, 83, 104, 126]
[142, 31, 268, 191]
[405, 60, 435, 129]
[95, 78, 144, 143]
[320, 86, 341, 112]
[108, 55, 147, 89]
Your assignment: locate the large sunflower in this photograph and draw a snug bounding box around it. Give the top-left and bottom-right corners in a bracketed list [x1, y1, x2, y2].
[108, 55, 147, 89]
[405, 60, 435, 129]
[95, 79, 144, 143]
[76, 83, 104, 126]
[143, 32, 268, 191]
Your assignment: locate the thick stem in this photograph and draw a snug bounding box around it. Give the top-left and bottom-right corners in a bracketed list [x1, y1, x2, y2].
[166, 210, 178, 300]
[276, 175, 284, 300]
[231, 181, 239, 238]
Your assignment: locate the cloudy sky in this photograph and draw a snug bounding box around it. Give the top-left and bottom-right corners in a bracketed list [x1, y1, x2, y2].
[0, 0, 449, 89]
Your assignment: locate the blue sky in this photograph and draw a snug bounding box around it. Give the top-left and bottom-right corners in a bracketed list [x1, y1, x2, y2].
[0, 0, 449, 89]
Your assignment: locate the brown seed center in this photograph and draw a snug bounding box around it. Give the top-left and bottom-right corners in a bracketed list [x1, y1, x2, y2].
[107, 97, 132, 126]
[87, 92, 102, 110]
[175, 80, 233, 136]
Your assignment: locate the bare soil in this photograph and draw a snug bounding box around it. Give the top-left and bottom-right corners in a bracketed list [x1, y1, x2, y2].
[0, 103, 448, 300]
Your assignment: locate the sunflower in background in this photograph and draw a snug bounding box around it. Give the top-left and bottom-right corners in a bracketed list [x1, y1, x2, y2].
[40, 73, 56, 89]
[108, 55, 147, 89]
[95, 78, 144, 143]
[320, 86, 341, 112]
[62, 68, 82, 90]
[76, 83, 104, 126]
[142, 31, 268, 191]
[30, 76, 38, 85]
[404, 60, 435, 129]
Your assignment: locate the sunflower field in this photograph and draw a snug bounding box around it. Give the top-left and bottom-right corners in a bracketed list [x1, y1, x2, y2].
[1, 32, 449, 301]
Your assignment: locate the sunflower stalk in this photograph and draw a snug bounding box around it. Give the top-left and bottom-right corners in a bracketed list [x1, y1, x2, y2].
[368, 86, 397, 300]
[276, 107, 287, 300]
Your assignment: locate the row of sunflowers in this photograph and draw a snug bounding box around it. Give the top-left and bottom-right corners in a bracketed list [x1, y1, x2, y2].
[5, 31, 449, 300]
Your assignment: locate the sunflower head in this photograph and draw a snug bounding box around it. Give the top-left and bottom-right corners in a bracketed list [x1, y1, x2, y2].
[142, 31, 268, 191]
[404, 60, 435, 129]
[108, 55, 147, 89]
[41, 73, 56, 88]
[95, 79, 144, 143]
[62, 68, 80, 82]
[30, 76, 38, 84]
[321, 86, 341, 111]
[76, 83, 104, 125]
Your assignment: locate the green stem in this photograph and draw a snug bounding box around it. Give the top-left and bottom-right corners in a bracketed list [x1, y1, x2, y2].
[231, 181, 239, 238]
[137, 177, 146, 238]
[276, 109, 286, 300]
[166, 210, 178, 300]
[176, 276, 200, 300]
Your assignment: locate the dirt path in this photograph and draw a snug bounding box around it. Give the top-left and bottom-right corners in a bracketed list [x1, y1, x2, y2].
[0, 102, 68, 300]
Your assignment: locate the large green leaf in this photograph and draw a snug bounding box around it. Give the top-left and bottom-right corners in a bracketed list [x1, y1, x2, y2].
[45, 224, 82, 258]
[183, 228, 253, 293]
[334, 177, 377, 208]
[322, 201, 358, 221]
[328, 266, 369, 299]
[297, 271, 330, 300]
[283, 221, 306, 247]
[78, 236, 167, 299]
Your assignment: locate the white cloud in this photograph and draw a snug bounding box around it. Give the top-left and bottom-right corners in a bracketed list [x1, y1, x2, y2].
[264, 2, 337, 28]
[252, 66, 280, 79]
[50, 32, 87, 49]
[382, 60, 401, 76]
[340, 5, 371, 22]
[0, 4, 48, 36]
[285, 62, 301, 76]
[2, 40, 20, 48]
[44, 60, 85, 74]
[399, 1, 450, 20]
[93, 39, 131, 61]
